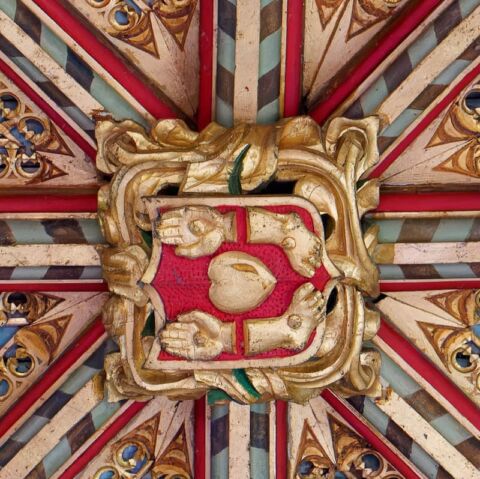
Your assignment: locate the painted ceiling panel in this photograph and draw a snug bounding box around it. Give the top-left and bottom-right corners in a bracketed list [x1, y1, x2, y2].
[0, 0, 477, 478]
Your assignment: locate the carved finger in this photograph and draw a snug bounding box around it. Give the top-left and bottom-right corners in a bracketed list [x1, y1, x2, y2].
[162, 346, 188, 358]
[159, 235, 183, 245]
[296, 282, 314, 300]
[159, 329, 190, 340]
[160, 208, 185, 221]
[176, 242, 209, 258]
[160, 338, 187, 350]
[157, 226, 181, 238]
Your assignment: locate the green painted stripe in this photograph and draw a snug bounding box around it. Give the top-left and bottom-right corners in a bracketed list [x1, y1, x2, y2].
[233, 368, 261, 400]
[257, 98, 280, 124]
[432, 218, 474, 242]
[215, 97, 234, 128]
[217, 29, 236, 73]
[0, 0, 17, 19]
[258, 29, 281, 77]
[40, 25, 68, 70]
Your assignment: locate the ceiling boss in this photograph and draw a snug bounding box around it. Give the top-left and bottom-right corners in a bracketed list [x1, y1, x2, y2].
[96, 115, 382, 403]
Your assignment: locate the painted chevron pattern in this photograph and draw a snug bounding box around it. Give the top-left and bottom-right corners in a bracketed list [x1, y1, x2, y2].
[250, 402, 270, 477]
[0, 339, 119, 476]
[0, 219, 104, 280]
[348, 351, 479, 478]
[0, 1, 148, 139]
[257, 0, 282, 124]
[344, 0, 480, 152]
[215, 0, 236, 127]
[210, 403, 229, 478]
[370, 216, 480, 280]
[369, 217, 480, 244]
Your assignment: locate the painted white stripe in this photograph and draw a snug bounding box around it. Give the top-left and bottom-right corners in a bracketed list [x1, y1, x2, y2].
[376, 391, 480, 478]
[229, 402, 251, 477]
[234, 1, 260, 122]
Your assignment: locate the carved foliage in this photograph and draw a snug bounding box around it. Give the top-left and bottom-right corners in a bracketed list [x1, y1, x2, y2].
[97, 115, 382, 403]
[295, 415, 403, 478]
[428, 87, 480, 178]
[0, 83, 71, 184]
[420, 289, 480, 392]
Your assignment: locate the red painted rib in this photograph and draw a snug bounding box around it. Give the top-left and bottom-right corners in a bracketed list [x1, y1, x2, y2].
[31, 0, 177, 121]
[0, 57, 96, 160]
[322, 390, 421, 479]
[198, 0, 215, 130]
[309, 1, 443, 124]
[371, 61, 480, 178]
[0, 194, 98, 212]
[0, 281, 107, 292]
[59, 401, 148, 479]
[381, 279, 480, 292]
[275, 400, 288, 479]
[377, 192, 480, 212]
[284, 0, 303, 117]
[0, 319, 105, 443]
[378, 321, 480, 430]
[194, 397, 207, 479]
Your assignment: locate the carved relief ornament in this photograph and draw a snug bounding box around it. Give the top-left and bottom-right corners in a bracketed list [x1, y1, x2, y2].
[97, 115, 382, 403]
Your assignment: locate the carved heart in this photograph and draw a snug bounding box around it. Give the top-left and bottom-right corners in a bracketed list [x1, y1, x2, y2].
[208, 252, 277, 313]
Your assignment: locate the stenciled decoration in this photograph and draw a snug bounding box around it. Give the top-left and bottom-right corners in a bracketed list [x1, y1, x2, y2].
[93, 414, 192, 479]
[429, 86, 480, 179]
[295, 415, 403, 478]
[97, 114, 382, 403]
[420, 289, 480, 393]
[315, 0, 402, 37]
[0, 83, 71, 184]
[0, 314, 71, 402]
[85, 0, 197, 55]
[0, 291, 64, 327]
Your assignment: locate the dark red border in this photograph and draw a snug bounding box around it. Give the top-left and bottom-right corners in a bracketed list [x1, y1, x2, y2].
[284, 0, 304, 117]
[322, 389, 420, 478]
[0, 319, 105, 443]
[275, 400, 288, 479]
[371, 61, 480, 178]
[31, 0, 178, 121]
[0, 281, 107, 292]
[309, 0, 443, 124]
[0, 194, 97, 212]
[378, 321, 480, 430]
[59, 401, 148, 479]
[376, 192, 480, 212]
[0, 57, 96, 160]
[198, 0, 215, 130]
[380, 279, 480, 292]
[194, 396, 206, 479]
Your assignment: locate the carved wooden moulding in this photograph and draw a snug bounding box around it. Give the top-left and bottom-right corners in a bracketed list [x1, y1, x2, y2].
[97, 115, 381, 403]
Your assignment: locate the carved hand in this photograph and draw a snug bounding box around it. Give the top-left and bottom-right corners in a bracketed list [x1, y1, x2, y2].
[248, 208, 323, 277]
[159, 311, 234, 360]
[156, 206, 235, 258]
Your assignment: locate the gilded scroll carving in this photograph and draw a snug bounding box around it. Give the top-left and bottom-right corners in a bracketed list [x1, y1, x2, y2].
[97, 115, 382, 403]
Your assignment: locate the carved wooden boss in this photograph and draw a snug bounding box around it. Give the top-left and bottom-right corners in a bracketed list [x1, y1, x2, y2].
[98, 115, 381, 403]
